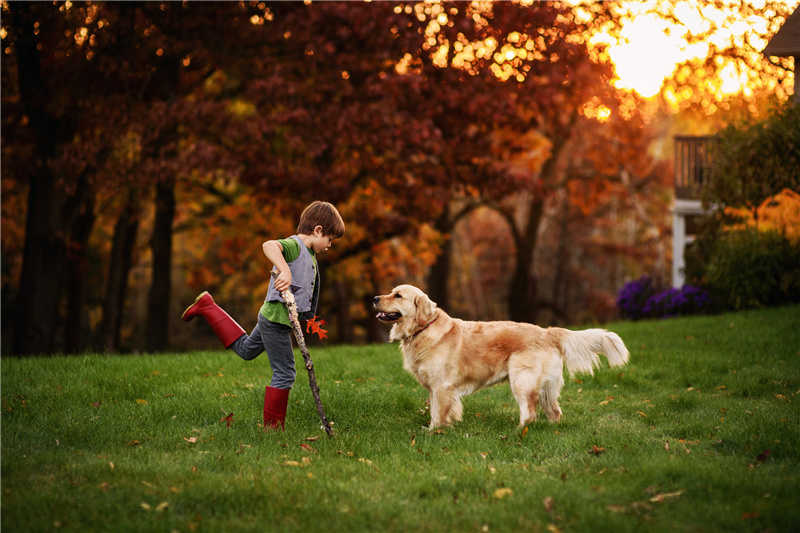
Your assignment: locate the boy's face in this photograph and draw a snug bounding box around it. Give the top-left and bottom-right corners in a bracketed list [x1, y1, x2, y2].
[310, 226, 335, 254]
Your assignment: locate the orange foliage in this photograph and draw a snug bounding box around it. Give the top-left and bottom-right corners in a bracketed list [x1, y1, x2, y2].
[724, 189, 800, 244]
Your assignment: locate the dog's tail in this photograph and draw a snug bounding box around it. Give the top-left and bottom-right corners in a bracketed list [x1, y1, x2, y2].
[560, 329, 629, 376]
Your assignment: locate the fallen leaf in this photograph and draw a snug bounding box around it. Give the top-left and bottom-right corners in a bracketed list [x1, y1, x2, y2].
[302, 456, 312, 465]
[756, 449, 771, 462]
[543, 496, 554, 512]
[220, 412, 234, 428]
[741, 512, 761, 520]
[493, 487, 514, 499]
[521, 427, 529, 438]
[140, 503, 152, 511]
[605, 505, 627, 513]
[637, 411, 648, 418]
[546, 524, 561, 533]
[283, 460, 303, 467]
[305, 436, 320, 442]
[155, 501, 169, 512]
[300, 443, 317, 453]
[92, 402, 101, 408]
[589, 445, 605, 456]
[126, 440, 141, 447]
[136, 399, 148, 405]
[184, 437, 197, 443]
[649, 489, 685, 503]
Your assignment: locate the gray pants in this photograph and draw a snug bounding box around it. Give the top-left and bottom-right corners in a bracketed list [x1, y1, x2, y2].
[229, 314, 296, 389]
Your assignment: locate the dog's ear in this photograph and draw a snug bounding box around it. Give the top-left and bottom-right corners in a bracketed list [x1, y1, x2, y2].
[414, 294, 437, 327]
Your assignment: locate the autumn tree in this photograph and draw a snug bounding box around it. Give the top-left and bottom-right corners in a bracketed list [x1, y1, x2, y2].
[2, 2, 276, 354]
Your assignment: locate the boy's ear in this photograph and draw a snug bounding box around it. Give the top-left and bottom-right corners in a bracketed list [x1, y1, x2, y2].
[313, 225, 324, 237]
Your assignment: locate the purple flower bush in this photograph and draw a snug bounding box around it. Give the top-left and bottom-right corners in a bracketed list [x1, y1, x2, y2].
[617, 276, 712, 320]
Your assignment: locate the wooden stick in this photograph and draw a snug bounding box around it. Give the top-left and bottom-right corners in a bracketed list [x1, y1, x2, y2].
[271, 269, 334, 438]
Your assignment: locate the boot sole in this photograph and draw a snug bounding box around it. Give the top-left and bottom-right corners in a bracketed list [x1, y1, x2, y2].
[181, 291, 210, 321]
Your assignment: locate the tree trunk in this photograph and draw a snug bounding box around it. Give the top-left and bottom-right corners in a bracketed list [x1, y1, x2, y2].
[146, 179, 175, 352]
[508, 197, 544, 324]
[506, 118, 575, 325]
[101, 190, 140, 352]
[64, 194, 97, 353]
[426, 206, 452, 311]
[334, 280, 355, 345]
[11, 2, 70, 355]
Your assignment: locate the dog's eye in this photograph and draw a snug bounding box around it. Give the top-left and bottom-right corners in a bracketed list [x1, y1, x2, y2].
[394, 293, 402, 299]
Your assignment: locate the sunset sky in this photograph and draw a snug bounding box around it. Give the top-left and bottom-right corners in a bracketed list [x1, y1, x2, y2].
[601, 0, 799, 98]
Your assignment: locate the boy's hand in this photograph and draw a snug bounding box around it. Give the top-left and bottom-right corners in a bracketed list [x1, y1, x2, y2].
[273, 269, 292, 293]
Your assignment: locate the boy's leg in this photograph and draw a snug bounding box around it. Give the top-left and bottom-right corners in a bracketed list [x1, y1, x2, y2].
[228, 322, 266, 361]
[259, 315, 297, 388]
[181, 292, 245, 348]
[259, 315, 296, 430]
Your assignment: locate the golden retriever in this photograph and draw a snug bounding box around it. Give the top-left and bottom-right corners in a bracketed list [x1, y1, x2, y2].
[373, 285, 629, 429]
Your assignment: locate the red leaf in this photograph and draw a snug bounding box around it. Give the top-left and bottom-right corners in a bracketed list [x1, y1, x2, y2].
[306, 316, 328, 340]
[589, 445, 605, 456]
[220, 412, 234, 427]
[300, 443, 317, 453]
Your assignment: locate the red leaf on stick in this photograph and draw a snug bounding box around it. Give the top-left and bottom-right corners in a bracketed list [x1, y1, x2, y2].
[306, 316, 328, 340]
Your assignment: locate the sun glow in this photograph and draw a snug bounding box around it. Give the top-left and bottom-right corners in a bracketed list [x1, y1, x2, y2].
[598, 0, 798, 100]
[606, 12, 707, 98]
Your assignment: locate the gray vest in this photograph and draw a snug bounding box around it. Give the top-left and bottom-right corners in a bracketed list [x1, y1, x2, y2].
[266, 235, 320, 321]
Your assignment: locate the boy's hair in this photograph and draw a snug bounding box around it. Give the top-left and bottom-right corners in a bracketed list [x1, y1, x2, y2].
[297, 201, 345, 239]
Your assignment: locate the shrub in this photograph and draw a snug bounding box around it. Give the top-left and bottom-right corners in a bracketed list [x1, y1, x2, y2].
[703, 228, 800, 311]
[617, 276, 712, 320]
[616, 276, 658, 320]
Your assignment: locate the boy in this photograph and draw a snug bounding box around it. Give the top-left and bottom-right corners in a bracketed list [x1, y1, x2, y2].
[181, 201, 345, 430]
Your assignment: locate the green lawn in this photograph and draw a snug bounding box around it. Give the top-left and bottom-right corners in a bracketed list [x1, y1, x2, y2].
[2, 305, 799, 532]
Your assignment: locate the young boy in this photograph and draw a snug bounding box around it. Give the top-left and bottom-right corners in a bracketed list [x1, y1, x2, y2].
[181, 201, 345, 430]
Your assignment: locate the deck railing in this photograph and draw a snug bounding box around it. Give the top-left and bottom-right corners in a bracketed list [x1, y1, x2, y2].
[674, 135, 714, 200]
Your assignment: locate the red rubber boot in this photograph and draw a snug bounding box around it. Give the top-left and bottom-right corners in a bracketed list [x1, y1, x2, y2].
[181, 291, 246, 348]
[263, 386, 290, 431]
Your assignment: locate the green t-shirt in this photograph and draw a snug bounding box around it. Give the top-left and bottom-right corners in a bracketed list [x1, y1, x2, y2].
[259, 237, 317, 327]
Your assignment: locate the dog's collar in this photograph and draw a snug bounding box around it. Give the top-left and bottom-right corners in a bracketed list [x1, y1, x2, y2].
[411, 314, 438, 339]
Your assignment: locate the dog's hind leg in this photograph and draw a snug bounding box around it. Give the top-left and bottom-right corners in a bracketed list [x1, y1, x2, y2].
[540, 366, 565, 422]
[509, 355, 542, 427]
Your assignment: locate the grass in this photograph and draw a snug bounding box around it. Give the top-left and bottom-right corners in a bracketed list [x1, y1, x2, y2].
[2, 305, 799, 533]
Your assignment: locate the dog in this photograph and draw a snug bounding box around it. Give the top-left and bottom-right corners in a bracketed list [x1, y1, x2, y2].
[373, 285, 629, 429]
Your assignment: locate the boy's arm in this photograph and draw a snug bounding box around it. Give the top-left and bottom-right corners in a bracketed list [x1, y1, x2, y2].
[263, 240, 292, 292]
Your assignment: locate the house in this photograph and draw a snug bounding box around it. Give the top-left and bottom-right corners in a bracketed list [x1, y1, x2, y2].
[761, 6, 800, 104]
[671, 136, 712, 287]
[671, 6, 798, 288]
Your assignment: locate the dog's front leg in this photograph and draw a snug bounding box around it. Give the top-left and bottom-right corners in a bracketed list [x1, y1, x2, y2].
[430, 387, 459, 429]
